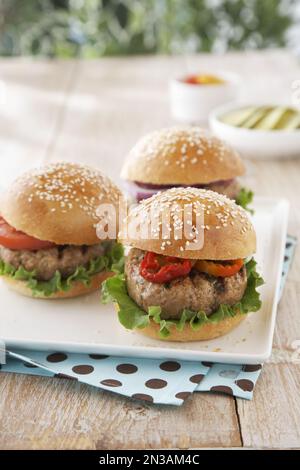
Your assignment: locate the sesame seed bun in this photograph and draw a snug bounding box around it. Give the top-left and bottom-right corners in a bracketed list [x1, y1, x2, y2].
[135, 312, 245, 341]
[121, 127, 245, 185]
[0, 162, 123, 245]
[120, 187, 256, 260]
[3, 271, 113, 299]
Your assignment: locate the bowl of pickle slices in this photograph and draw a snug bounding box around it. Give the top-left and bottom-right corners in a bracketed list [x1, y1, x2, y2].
[210, 103, 300, 159]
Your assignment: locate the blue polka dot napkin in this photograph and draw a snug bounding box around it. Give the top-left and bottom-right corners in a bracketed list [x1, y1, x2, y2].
[0, 236, 296, 406]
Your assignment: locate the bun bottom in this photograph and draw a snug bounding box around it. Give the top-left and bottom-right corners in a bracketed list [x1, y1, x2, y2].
[114, 302, 245, 341]
[3, 271, 113, 299]
[139, 313, 245, 341]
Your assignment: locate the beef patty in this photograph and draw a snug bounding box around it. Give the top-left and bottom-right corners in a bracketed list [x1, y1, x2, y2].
[125, 248, 247, 320]
[0, 242, 110, 281]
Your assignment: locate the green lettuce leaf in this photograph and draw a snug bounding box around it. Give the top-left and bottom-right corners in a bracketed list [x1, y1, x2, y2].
[0, 242, 124, 297]
[108, 242, 125, 273]
[101, 258, 264, 339]
[236, 187, 254, 214]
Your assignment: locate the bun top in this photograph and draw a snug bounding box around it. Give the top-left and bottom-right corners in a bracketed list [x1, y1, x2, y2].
[121, 126, 245, 185]
[120, 187, 256, 260]
[0, 162, 123, 245]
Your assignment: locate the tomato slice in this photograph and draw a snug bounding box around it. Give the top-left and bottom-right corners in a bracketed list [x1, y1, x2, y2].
[195, 259, 243, 277]
[0, 217, 56, 251]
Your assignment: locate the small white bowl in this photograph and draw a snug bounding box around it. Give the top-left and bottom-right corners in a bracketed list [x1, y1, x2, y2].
[169, 71, 240, 123]
[209, 102, 300, 160]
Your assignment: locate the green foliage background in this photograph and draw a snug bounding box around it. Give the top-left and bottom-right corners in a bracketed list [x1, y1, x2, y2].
[0, 0, 297, 57]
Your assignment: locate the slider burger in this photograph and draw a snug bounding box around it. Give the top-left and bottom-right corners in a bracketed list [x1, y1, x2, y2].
[0, 162, 123, 298]
[121, 126, 253, 211]
[102, 187, 263, 341]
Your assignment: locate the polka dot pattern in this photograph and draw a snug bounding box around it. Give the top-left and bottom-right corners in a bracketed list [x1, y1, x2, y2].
[100, 379, 122, 388]
[116, 364, 138, 374]
[145, 379, 167, 389]
[202, 361, 213, 368]
[190, 374, 204, 384]
[55, 373, 76, 380]
[132, 393, 154, 403]
[2, 351, 212, 405]
[175, 392, 192, 400]
[242, 364, 262, 372]
[235, 379, 254, 392]
[1, 350, 263, 404]
[195, 362, 262, 400]
[159, 361, 181, 372]
[89, 354, 110, 360]
[46, 353, 67, 363]
[210, 385, 234, 395]
[72, 365, 94, 375]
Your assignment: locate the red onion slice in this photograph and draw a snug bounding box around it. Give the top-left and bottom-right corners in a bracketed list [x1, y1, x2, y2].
[124, 179, 234, 202]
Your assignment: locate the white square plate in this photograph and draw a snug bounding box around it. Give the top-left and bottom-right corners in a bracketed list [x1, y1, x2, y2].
[0, 197, 289, 364]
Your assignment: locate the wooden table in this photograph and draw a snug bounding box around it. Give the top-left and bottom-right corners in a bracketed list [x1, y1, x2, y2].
[0, 50, 299, 450]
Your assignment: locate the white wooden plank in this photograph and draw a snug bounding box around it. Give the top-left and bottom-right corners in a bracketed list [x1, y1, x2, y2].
[0, 374, 241, 449]
[0, 59, 77, 187]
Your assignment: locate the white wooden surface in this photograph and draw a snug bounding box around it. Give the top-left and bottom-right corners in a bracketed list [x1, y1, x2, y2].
[0, 50, 300, 449]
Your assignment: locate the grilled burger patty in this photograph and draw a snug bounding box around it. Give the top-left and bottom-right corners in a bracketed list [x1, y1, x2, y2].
[125, 248, 247, 320]
[0, 243, 110, 281]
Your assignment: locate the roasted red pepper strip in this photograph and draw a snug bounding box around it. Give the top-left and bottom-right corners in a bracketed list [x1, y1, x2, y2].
[140, 252, 192, 284]
[195, 259, 243, 277]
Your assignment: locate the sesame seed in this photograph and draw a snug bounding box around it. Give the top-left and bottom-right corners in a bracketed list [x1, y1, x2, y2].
[126, 187, 252, 250]
[124, 126, 238, 181]
[13, 162, 121, 219]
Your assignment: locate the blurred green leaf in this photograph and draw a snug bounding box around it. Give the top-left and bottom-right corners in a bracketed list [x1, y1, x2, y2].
[0, 0, 297, 57]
